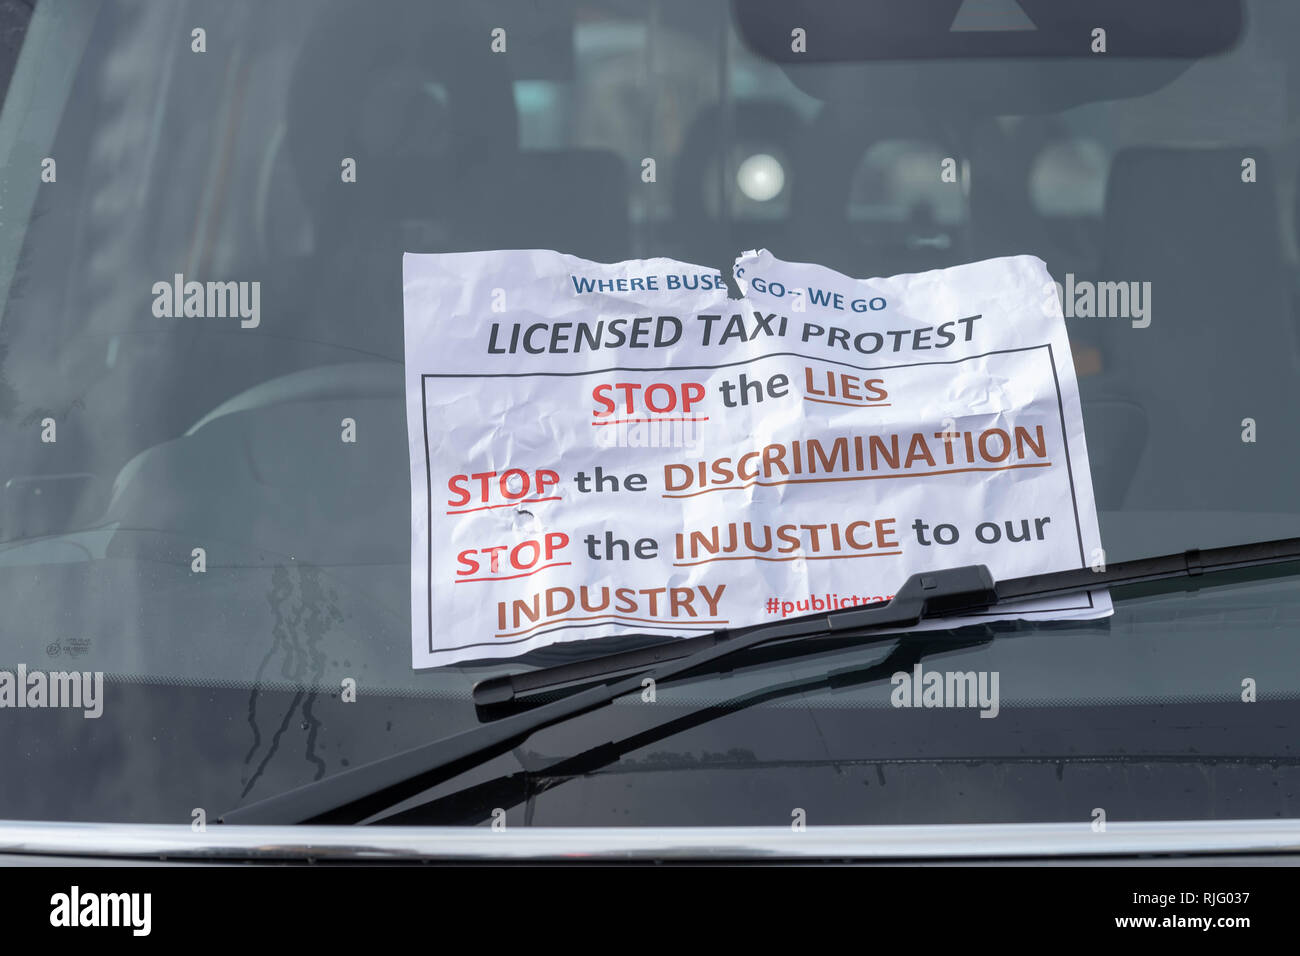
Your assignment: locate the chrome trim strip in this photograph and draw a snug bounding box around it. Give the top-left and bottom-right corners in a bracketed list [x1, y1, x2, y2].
[1, 819, 1299, 861]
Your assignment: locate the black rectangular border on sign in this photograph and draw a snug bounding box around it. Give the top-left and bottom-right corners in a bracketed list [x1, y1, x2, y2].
[419, 343, 1096, 658]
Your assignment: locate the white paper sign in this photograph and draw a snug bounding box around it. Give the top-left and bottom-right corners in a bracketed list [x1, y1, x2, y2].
[403, 249, 1111, 669]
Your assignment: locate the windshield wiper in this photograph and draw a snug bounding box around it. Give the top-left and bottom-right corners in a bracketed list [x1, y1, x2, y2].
[221, 537, 1300, 825]
[473, 536, 1300, 704]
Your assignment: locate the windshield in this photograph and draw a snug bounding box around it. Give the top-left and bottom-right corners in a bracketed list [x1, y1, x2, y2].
[3, 0, 1300, 827]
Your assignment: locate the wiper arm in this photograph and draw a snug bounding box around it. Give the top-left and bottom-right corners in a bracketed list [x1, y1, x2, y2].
[224, 564, 996, 825]
[221, 536, 1300, 825]
[375, 633, 981, 825]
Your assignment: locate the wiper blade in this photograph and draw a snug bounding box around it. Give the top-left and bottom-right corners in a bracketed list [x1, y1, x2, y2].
[476, 537, 1300, 705]
[221, 537, 1300, 825]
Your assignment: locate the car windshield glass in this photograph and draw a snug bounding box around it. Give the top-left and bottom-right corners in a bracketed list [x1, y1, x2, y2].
[3, 0, 1300, 826]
